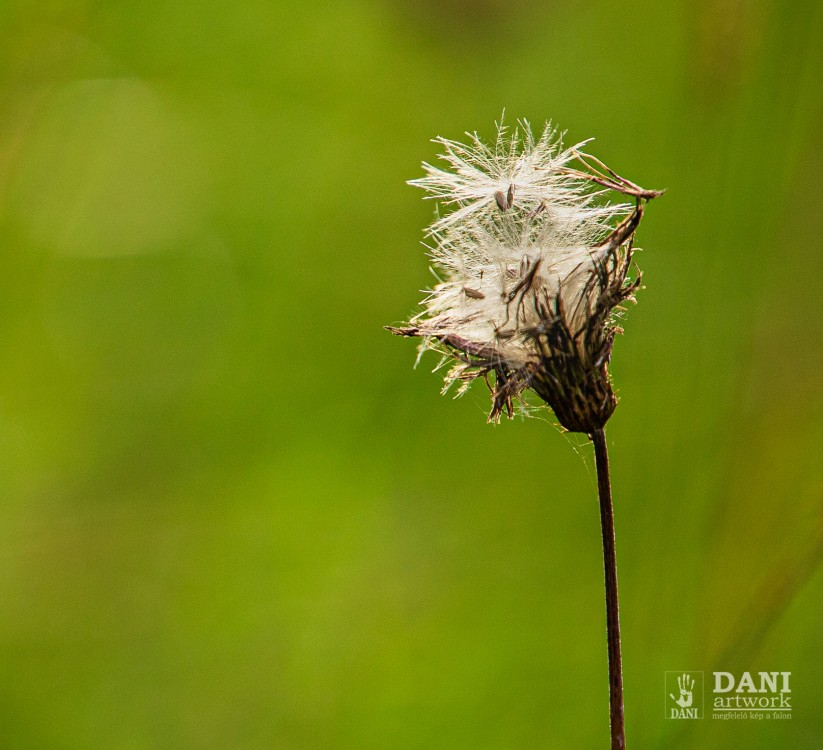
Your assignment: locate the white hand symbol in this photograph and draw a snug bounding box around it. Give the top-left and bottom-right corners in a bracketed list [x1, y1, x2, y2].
[669, 674, 694, 708]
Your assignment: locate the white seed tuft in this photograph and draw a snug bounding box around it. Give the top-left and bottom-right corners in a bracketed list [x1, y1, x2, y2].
[392, 118, 661, 427]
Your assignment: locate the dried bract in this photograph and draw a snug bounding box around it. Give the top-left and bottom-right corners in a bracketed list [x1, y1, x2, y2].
[389, 120, 662, 432]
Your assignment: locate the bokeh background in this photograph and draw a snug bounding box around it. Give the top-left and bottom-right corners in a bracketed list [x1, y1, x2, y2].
[1, 0, 821, 748]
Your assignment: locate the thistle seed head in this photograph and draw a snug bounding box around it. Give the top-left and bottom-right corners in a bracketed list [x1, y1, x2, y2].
[389, 120, 662, 432]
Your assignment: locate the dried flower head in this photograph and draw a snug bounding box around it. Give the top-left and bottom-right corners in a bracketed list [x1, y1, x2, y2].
[389, 120, 662, 432]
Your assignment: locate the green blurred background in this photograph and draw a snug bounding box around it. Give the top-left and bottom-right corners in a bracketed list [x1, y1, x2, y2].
[0, 0, 821, 747]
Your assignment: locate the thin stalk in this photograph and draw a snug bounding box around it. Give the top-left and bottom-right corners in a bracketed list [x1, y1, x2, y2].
[591, 427, 625, 750]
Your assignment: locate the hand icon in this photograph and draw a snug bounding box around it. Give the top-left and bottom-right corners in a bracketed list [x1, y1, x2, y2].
[670, 674, 694, 708]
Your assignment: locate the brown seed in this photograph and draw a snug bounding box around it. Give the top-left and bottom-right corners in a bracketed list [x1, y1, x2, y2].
[494, 190, 508, 211]
[463, 286, 485, 300]
[506, 183, 515, 209]
[527, 201, 546, 219]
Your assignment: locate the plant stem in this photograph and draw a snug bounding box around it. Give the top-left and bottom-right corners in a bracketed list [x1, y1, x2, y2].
[591, 427, 625, 750]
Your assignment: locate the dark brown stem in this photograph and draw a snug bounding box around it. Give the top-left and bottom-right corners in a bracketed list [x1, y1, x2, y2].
[591, 428, 625, 750]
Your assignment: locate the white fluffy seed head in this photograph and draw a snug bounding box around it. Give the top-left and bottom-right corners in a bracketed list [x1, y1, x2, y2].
[409, 120, 630, 369]
[392, 118, 660, 428]
[410, 122, 621, 235]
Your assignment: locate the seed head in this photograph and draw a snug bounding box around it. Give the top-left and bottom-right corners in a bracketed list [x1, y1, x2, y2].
[389, 120, 662, 432]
